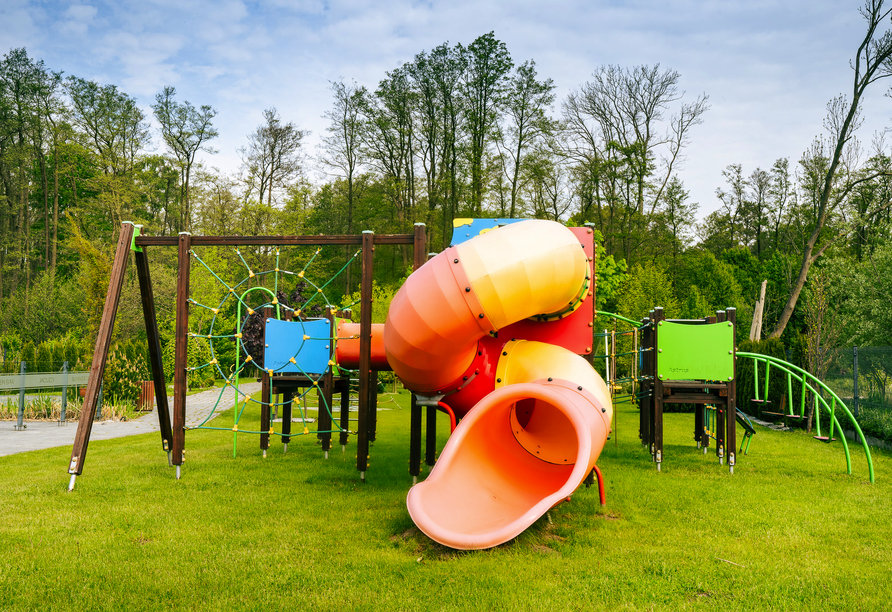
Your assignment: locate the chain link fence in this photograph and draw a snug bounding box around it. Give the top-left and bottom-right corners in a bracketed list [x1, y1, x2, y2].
[825, 346, 892, 442]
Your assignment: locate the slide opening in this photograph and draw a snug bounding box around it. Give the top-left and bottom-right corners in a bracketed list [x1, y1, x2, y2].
[510, 398, 579, 465]
[408, 384, 588, 547]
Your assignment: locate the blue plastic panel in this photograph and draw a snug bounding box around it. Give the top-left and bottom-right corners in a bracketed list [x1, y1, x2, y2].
[451, 218, 527, 246]
[264, 318, 332, 375]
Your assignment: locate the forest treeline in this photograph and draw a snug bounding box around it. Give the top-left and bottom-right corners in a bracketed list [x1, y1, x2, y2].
[3, 2, 892, 389]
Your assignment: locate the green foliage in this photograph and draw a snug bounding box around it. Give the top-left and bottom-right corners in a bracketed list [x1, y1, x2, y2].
[342, 281, 400, 324]
[162, 335, 214, 389]
[857, 405, 892, 441]
[35, 342, 54, 372]
[591, 230, 627, 312]
[0, 332, 22, 362]
[102, 348, 148, 406]
[678, 285, 710, 319]
[615, 262, 679, 322]
[675, 249, 743, 315]
[20, 341, 36, 370]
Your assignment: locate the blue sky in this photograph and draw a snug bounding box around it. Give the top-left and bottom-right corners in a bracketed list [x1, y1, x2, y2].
[3, 0, 890, 217]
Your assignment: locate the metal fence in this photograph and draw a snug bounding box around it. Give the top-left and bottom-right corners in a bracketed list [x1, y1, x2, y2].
[824, 346, 892, 442]
[0, 361, 90, 430]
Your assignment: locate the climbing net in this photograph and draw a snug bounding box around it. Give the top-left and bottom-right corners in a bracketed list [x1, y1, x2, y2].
[179, 244, 367, 450]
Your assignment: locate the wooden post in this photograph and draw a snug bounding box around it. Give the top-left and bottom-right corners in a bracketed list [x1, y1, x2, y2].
[319, 307, 335, 455]
[727, 307, 738, 473]
[425, 405, 437, 466]
[260, 306, 273, 455]
[281, 309, 293, 451]
[749, 280, 767, 341]
[339, 381, 350, 450]
[171, 232, 191, 477]
[68, 222, 136, 488]
[409, 223, 428, 474]
[356, 231, 374, 479]
[281, 389, 293, 449]
[652, 307, 664, 471]
[715, 310, 727, 465]
[639, 317, 650, 446]
[133, 240, 173, 458]
[368, 370, 378, 442]
[409, 393, 422, 482]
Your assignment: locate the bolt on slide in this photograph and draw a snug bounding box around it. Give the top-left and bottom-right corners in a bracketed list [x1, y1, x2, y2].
[384, 220, 612, 550]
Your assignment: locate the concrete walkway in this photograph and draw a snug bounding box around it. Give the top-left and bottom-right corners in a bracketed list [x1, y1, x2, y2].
[0, 383, 261, 457]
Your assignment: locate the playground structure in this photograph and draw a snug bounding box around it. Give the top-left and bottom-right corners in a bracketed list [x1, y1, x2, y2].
[67, 222, 426, 490]
[63, 218, 876, 550]
[386, 220, 611, 549]
[638, 306, 739, 473]
[596, 308, 875, 483]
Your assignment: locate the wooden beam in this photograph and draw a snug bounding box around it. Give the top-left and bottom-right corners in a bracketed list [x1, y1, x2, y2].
[727, 307, 738, 473]
[135, 234, 417, 247]
[260, 306, 272, 454]
[133, 243, 173, 456]
[318, 308, 334, 455]
[356, 231, 374, 478]
[171, 233, 191, 473]
[68, 222, 136, 482]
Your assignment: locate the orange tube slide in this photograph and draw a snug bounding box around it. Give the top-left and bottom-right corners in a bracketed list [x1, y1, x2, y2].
[384, 220, 613, 550]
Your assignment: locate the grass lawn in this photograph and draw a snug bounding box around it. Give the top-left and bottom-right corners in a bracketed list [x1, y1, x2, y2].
[1, 390, 890, 611]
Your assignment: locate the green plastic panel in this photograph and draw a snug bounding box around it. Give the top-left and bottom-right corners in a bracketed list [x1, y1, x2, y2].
[657, 321, 734, 381]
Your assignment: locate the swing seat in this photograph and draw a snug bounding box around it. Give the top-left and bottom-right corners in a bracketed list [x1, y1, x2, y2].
[785, 414, 805, 428]
[813, 436, 836, 443]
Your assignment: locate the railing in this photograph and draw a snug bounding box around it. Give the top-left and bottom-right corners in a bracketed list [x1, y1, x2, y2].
[1, 361, 89, 430]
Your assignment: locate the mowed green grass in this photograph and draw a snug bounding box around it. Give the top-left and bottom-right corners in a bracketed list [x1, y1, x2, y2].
[1, 390, 890, 611]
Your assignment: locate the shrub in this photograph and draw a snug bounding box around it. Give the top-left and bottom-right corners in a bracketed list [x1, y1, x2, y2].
[102, 349, 148, 406]
[162, 335, 214, 389]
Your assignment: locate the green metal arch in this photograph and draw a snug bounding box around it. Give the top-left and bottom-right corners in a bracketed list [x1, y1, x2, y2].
[737, 352, 875, 483]
[596, 310, 643, 327]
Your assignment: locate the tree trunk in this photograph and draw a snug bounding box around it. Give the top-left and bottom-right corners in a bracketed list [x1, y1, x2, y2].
[51, 146, 59, 273]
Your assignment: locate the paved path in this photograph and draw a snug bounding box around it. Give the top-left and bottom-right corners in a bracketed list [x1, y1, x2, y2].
[0, 383, 261, 457]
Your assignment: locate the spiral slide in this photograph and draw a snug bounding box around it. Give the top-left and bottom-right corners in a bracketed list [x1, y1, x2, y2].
[384, 220, 613, 550]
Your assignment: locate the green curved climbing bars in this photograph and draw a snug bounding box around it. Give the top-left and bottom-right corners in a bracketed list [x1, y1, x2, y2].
[737, 351, 874, 483]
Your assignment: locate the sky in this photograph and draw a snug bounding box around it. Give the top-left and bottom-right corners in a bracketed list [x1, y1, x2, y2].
[3, 0, 891, 218]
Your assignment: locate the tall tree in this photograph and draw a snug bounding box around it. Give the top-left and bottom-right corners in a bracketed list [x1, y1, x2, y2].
[152, 86, 218, 232]
[561, 64, 707, 262]
[321, 80, 368, 293]
[240, 107, 306, 208]
[770, 0, 892, 338]
[459, 32, 513, 214]
[66, 76, 151, 235]
[497, 60, 556, 218]
[362, 67, 416, 240]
